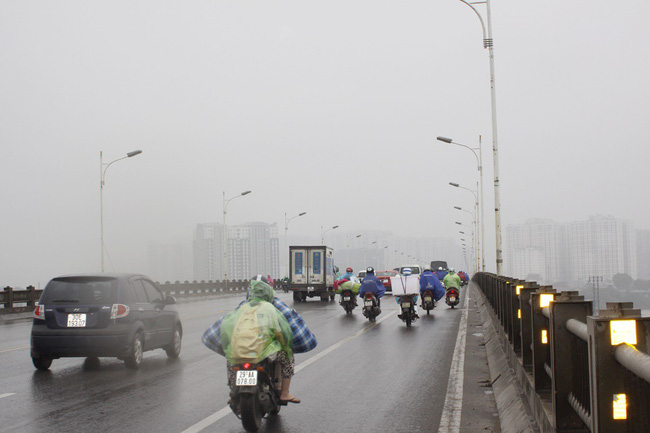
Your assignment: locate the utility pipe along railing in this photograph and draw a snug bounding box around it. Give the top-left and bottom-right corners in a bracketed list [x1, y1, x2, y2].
[472, 272, 650, 433]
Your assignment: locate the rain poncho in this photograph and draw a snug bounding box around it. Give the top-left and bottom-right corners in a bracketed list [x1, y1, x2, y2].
[443, 272, 462, 289]
[220, 280, 293, 364]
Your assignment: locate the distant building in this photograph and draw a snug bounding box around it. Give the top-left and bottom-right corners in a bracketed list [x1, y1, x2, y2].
[636, 229, 650, 279]
[505, 215, 636, 285]
[193, 221, 279, 282]
[148, 243, 185, 283]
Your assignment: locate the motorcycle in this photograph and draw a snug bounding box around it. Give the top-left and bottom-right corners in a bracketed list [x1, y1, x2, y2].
[361, 292, 380, 322]
[281, 279, 289, 293]
[230, 357, 285, 432]
[339, 289, 357, 314]
[421, 289, 435, 315]
[398, 294, 418, 327]
[445, 287, 460, 309]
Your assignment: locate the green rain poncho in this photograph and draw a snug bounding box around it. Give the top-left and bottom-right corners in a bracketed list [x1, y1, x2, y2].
[220, 280, 293, 364]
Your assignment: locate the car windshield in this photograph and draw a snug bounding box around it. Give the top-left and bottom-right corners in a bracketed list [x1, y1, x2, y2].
[41, 277, 118, 304]
[377, 271, 396, 277]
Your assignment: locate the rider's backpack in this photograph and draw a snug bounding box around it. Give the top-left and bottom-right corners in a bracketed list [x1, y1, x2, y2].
[230, 303, 266, 362]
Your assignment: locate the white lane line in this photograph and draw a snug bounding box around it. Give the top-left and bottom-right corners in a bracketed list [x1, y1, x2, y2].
[180, 310, 396, 433]
[0, 345, 29, 354]
[438, 287, 470, 433]
[0, 393, 16, 399]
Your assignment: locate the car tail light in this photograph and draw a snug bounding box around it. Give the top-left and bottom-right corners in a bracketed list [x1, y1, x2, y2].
[110, 304, 130, 319]
[34, 304, 45, 320]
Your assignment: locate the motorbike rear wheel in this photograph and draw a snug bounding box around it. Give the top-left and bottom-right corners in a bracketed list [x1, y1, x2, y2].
[405, 313, 412, 327]
[240, 394, 263, 432]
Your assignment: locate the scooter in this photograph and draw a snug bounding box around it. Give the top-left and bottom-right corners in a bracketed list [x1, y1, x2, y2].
[398, 294, 418, 327]
[230, 357, 286, 432]
[361, 292, 380, 322]
[339, 289, 357, 314]
[421, 289, 435, 315]
[445, 287, 460, 309]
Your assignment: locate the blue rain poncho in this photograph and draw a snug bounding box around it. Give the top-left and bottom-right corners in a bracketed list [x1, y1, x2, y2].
[220, 280, 293, 364]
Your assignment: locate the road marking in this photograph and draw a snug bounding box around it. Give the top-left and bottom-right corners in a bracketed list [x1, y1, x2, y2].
[438, 286, 470, 433]
[0, 345, 29, 354]
[180, 311, 396, 433]
[0, 393, 16, 399]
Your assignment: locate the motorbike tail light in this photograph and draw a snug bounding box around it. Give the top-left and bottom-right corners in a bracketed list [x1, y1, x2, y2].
[243, 363, 251, 370]
[110, 304, 130, 319]
[34, 304, 45, 320]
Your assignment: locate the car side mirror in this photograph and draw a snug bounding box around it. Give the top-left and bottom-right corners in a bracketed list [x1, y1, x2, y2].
[164, 295, 176, 305]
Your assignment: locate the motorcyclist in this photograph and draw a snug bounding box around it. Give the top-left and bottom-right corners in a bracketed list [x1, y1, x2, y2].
[335, 267, 359, 305]
[394, 267, 419, 319]
[419, 267, 446, 305]
[338, 267, 355, 282]
[202, 275, 317, 404]
[443, 268, 462, 291]
[358, 266, 385, 307]
[434, 267, 448, 281]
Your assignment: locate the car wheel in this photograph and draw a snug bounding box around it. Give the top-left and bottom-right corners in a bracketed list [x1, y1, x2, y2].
[32, 355, 53, 371]
[165, 326, 182, 358]
[124, 332, 144, 369]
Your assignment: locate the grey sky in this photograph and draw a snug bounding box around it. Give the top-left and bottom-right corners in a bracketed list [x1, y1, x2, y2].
[2, 1, 649, 287]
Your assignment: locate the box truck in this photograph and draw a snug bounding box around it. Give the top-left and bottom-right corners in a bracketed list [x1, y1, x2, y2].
[289, 246, 336, 302]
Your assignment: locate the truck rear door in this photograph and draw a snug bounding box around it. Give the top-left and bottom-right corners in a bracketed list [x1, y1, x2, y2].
[308, 249, 324, 285]
[291, 248, 307, 285]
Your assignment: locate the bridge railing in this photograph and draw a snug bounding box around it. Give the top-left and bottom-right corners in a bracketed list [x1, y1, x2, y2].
[473, 272, 650, 433]
[1, 278, 277, 314]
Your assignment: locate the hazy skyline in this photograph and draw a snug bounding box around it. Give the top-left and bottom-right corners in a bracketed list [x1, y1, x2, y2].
[2, 1, 649, 288]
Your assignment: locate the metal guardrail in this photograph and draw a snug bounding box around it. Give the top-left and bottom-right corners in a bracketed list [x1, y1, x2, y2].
[473, 272, 650, 433]
[1, 278, 276, 314]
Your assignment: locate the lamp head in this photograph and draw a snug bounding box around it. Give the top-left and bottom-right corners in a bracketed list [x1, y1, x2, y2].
[437, 136, 453, 143]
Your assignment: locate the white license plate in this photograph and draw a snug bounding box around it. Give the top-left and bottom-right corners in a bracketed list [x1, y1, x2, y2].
[67, 313, 86, 327]
[307, 286, 314, 292]
[343, 296, 350, 301]
[236, 370, 257, 386]
[450, 297, 456, 302]
[424, 297, 432, 302]
[402, 302, 411, 308]
[364, 300, 373, 307]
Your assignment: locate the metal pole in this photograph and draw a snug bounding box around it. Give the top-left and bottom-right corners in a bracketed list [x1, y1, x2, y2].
[100, 151, 104, 272]
[479, 135, 485, 271]
[222, 191, 227, 288]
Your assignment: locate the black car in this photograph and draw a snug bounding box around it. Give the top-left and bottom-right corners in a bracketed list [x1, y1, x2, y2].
[31, 273, 182, 370]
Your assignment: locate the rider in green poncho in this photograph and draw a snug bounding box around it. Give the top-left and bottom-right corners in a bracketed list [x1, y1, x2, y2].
[220, 279, 293, 365]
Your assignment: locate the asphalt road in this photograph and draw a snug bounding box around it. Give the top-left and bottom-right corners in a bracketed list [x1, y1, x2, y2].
[0, 285, 500, 433]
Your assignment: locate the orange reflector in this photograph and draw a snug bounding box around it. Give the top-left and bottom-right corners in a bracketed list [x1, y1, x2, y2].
[613, 394, 627, 420]
[541, 329, 548, 344]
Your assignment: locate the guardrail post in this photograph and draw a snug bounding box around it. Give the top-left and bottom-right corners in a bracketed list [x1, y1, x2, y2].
[588, 302, 649, 432]
[531, 287, 557, 394]
[550, 291, 592, 432]
[3, 286, 14, 311]
[519, 284, 540, 369]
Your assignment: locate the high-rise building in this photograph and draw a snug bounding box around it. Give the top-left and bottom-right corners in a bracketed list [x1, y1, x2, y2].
[637, 229, 650, 279]
[193, 221, 279, 282]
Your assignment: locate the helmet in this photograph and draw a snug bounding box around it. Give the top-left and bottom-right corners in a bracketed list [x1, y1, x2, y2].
[402, 267, 412, 276]
[251, 274, 269, 283]
[449, 268, 455, 273]
[424, 268, 432, 273]
[366, 266, 374, 274]
[438, 267, 443, 271]
[346, 267, 353, 273]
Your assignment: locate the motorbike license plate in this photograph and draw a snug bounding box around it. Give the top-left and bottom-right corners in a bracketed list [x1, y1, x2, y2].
[402, 302, 411, 308]
[67, 313, 86, 327]
[343, 296, 350, 301]
[236, 370, 258, 386]
[364, 300, 373, 307]
[424, 296, 432, 302]
[450, 297, 456, 302]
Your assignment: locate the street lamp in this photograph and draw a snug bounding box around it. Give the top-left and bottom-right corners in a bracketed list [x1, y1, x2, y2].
[439, 135, 485, 272]
[99, 149, 142, 272]
[321, 225, 339, 245]
[450, 182, 480, 270]
[454, 205, 479, 271]
[284, 212, 307, 277]
[457, 0, 503, 274]
[222, 190, 252, 287]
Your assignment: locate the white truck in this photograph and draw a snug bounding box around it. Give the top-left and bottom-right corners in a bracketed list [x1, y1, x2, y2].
[289, 246, 336, 302]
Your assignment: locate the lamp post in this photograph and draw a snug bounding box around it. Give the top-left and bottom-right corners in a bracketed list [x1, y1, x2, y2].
[100, 149, 142, 272]
[454, 206, 479, 271]
[450, 182, 480, 269]
[222, 190, 251, 288]
[457, 0, 503, 274]
[439, 135, 485, 271]
[284, 212, 306, 277]
[321, 225, 339, 245]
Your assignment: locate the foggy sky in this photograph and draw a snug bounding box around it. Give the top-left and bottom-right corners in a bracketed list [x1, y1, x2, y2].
[2, 1, 649, 288]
